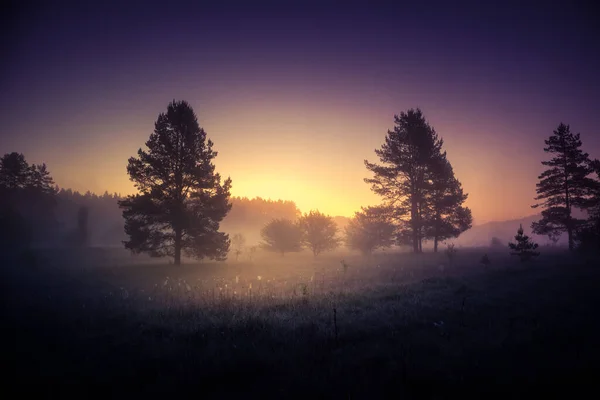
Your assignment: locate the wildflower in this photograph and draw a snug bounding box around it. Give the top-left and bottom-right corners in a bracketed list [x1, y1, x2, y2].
[257, 276, 262, 281]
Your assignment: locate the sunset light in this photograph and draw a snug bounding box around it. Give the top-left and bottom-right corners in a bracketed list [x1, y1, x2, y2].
[3, 1, 600, 397]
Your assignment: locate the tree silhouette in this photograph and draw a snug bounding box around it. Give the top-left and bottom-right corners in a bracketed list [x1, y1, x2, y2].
[260, 218, 303, 256]
[231, 233, 246, 261]
[365, 109, 444, 253]
[0, 152, 30, 189]
[531, 123, 595, 251]
[509, 224, 540, 261]
[422, 157, 472, 252]
[298, 210, 340, 257]
[344, 206, 395, 256]
[0, 152, 57, 248]
[576, 159, 600, 252]
[119, 100, 232, 265]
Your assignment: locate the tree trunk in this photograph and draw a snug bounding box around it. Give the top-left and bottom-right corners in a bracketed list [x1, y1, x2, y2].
[434, 237, 438, 253]
[411, 195, 419, 254]
[567, 219, 573, 251]
[562, 136, 574, 251]
[174, 228, 182, 265]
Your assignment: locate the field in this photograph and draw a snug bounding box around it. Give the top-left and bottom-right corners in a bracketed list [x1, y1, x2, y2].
[3, 247, 600, 398]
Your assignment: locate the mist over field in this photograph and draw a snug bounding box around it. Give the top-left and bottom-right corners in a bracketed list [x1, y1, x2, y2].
[3, 0, 600, 398]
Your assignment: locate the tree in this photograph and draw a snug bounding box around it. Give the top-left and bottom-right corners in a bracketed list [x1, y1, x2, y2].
[231, 233, 246, 261]
[119, 100, 232, 265]
[298, 210, 340, 257]
[531, 123, 595, 251]
[0, 152, 57, 248]
[344, 206, 395, 256]
[422, 157, 472, 252]
[576, 159, 600, 253]
[509, 224, 540, 262]
[365, 109, 445, 253]
[0, 152, 30, 189]
[260, 218, 302, 256]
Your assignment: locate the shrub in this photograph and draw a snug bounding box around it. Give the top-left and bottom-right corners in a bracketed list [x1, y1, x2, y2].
[509, 224, 540, 262]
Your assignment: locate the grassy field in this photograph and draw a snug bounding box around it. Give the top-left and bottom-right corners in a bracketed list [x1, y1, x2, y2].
[3, 247, 600, 398]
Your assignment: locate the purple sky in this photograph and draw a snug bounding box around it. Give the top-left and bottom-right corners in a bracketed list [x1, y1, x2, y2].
[1, 0, 599, 222]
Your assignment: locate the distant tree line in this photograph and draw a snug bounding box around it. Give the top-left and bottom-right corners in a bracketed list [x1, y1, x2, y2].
[0, 152, 57, 251]
[0, 153, 125, 251]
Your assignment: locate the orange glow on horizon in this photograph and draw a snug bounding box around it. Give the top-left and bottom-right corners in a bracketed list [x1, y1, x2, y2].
[15, 97, 588, 225]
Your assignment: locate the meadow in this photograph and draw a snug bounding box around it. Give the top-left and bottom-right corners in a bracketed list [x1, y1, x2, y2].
[3, 247, 600, 398]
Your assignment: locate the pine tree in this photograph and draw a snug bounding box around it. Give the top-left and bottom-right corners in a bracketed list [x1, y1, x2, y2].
[119, 100, 232, 265]
[587, 159, 600, 220]
[509, 224, 540, 262]
[298, 210, 340, 257]
[422, 156, 473, 252]
[576, 159, 600, 252]
[260, 218, 303, 256]
[344, 206, 395, 256]
[531, 123, 595, 251]
[0, 152, 57, 247]
[364, 109, 443, 253]
[0, 152, 30, 189]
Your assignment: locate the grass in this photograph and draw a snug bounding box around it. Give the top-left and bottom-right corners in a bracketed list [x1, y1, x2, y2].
[3, 247, 600, 398]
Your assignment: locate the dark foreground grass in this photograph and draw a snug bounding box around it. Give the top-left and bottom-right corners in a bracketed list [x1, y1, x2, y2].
[3, 249, 600, 399]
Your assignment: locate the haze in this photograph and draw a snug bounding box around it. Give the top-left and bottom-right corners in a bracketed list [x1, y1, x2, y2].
[2, 1, 599, 223]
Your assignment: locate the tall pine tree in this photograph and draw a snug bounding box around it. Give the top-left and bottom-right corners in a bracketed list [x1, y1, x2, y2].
[531, 123, 595, 251]
[365, 109, 469, 253]
[119, 100, 232, 265]
[422, 155, 472, 252]
[365, 109, 443, 253]
[576, 159, 600, 252]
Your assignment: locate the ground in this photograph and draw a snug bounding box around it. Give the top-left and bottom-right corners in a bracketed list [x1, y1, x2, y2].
[3, 247, 599, 398]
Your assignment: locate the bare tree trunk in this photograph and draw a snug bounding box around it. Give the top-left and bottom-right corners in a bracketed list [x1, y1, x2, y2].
[412, 196, 419, 254]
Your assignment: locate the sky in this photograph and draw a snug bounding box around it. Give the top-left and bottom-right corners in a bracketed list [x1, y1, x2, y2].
[1, 0, 599, 224]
